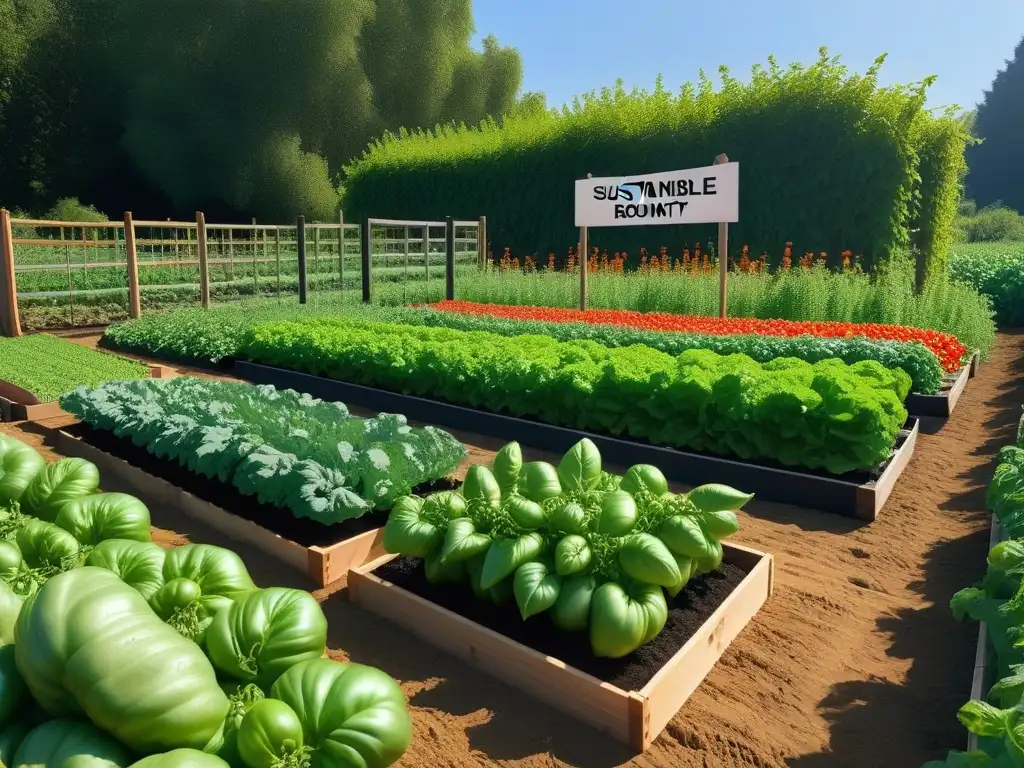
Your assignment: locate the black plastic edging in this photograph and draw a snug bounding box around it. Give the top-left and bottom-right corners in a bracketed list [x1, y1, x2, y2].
[234, 360, 916, 519]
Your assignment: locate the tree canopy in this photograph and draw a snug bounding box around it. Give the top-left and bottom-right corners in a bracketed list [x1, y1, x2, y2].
[967, 36, 1024, 213]
[0, 0, 526, 221]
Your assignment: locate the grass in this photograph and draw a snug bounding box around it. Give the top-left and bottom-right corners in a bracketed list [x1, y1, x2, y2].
[949, 242, 1024, 327]
[0, 334, 149, 401]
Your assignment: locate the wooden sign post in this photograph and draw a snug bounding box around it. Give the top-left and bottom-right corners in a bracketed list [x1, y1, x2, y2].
[574, 158, 739, 317]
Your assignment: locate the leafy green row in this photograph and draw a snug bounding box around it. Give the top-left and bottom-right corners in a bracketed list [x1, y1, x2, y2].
[102, 302, 944, 394]
[240, 318, 912, 475]
[0, 333, 149, 402]
[59, 378, 467, 524]
[924, 411, 1024, 767]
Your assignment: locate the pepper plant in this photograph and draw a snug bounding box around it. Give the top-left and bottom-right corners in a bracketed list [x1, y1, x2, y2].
[383, 437, 751, 658]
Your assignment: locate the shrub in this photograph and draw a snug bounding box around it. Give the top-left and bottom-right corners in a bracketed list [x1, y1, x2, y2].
[344, 50, 969, 277]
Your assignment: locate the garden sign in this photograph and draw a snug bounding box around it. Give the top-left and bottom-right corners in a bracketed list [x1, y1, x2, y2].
[573, 158, 739, 315]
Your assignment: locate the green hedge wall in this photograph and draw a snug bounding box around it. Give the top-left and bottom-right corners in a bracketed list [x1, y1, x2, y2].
[342, 50, 970, 272]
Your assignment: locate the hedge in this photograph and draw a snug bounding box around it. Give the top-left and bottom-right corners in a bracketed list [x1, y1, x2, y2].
[342, 49, 970, 276]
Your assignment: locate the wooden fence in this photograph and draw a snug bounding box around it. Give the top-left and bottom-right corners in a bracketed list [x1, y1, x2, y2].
[0, 211, 486, 336]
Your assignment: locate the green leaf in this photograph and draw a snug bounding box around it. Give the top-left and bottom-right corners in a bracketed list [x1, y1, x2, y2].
[618, 533, 682, 587]
[480, 533, 544, 590]
[686, 484, 754, 513]
[492, 442, 523, 497]
[696, 509, 741, 539]
[517, 462, 562, 503]
[554, 535, 592, 576]
[659, 515, 713, 559]
[665, 552, 695, 598]
[422, 490, 468, 520]
[958, 700, 1008, 737]
[619, 465, 668, 496]
[461, 465, 501, 506]
[556, 439, 602, 492]
[589, 580, 667, 658]
[440, 518, 491, 564]
[594, 490, 637, 536]
[506, 496, 546, 530]
[381, 496, 442, 557]
[990, 541, 1024, 573]
[424, 547, 465, 585]
[550, 574, 596, 632]
[513, 561, 561, 619]
[549, 501, 587, 535]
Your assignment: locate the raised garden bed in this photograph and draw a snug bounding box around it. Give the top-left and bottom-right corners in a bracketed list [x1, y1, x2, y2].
[349, 542, 773, 752]
[905, 351, 980, 418]
[967, 514, 1003, 752]
[0, 364, 174, 422]
[235, 361, 919, 521]
[51, 422, 457, 587]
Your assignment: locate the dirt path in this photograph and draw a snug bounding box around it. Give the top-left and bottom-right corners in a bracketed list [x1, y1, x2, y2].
[6, 330, 1023, 767]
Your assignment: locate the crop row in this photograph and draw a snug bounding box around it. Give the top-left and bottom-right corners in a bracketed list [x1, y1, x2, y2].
[239, 317, 911, 475]
[926, 411, 1024, 766]
[0, 334, 150, 402]
[0, 431, 412, 768]
[102, 302, 948, 394]
[430, 300, 971, 373]
[60, 377, 466, 523]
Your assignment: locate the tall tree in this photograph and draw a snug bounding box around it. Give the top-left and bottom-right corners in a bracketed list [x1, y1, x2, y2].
[0, 0, 528, 220]
[967, 36, 1024, 212]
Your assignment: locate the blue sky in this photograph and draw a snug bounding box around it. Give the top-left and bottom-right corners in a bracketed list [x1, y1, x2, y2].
[472, 0, 1024, 113]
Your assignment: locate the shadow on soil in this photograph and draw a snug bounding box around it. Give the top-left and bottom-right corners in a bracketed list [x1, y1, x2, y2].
[788, 333, 1024, 768]
[319, 589, 637, 767]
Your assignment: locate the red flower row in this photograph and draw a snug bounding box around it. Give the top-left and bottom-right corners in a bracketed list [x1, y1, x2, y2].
[429, 300, 969, 372]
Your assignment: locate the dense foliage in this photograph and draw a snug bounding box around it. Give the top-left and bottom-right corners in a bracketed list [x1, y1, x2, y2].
[0, 431, 413, 768]
[950, 244, 1024, 327]
[924, 413, 1024, 767]
[0, 0, 528, 221]
[432, 300, 968, 374]
[240, 318, 911, 474]
[0, 334, 148, 402]
[100, 301, 945, 393]
[966, 36, 1024, 214]
[60, 378, 466, 524]
[344, 50, 969, 275]
[384, 438, 748, 657]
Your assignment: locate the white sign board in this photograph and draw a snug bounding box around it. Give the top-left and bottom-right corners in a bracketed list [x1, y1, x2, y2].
[574, 162, 739, 227]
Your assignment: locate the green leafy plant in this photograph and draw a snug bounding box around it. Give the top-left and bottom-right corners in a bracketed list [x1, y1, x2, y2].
[240, 317, 911, 475]
[925, 422, 1024, 766]
[384, 438, 749, 658]
[0, 334, 148, 402]
[950, 244, 1024, 327]
[60, 378, 466, 523]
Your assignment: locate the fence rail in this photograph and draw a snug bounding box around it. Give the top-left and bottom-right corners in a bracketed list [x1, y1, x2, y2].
[0, 210, 487, 336]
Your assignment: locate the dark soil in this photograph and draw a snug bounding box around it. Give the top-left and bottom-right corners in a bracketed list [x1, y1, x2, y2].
[374, 554, 749, 691]
[66, 421, 459, 548]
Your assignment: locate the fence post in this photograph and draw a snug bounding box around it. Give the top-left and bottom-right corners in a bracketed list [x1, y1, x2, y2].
[123, 212, 141, 318]
[0, 210, 21, 337]
[445, 216, 455, 301]
[297, 215, 308, 304]
[477, 215, 487, 270]
[714, 153, 730, 319]
[360, 217, 371, 303]
[338, 211, 345, 292]
[580, 173, 591, 311]
[196, 211, 210, 308]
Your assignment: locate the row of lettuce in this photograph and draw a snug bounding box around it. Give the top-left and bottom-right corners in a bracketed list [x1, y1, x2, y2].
[0, 432, 412, 768]
[96, 303, 972, 477]
[925, 411, 1024, 767]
